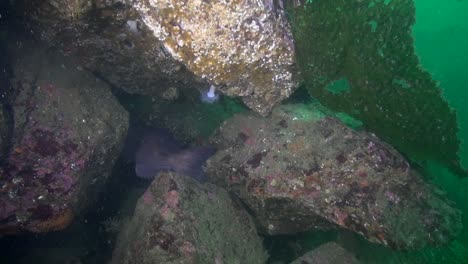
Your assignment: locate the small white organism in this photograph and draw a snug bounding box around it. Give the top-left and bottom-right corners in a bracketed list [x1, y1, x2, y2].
[200, 84, 220, 104]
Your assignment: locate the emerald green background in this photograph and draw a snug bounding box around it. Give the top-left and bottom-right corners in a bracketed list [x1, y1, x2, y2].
[413, 0, 468, 169]
[412, 0, 468, 261]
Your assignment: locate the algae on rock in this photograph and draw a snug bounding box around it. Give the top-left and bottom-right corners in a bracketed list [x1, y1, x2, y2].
[289, 0, 464, 175]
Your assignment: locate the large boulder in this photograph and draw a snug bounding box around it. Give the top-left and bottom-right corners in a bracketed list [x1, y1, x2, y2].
[205, 104, 462, 249]
[15, 0, 198, 96]
[134, 0, 297, 115]
[0, 39, 129, 235]
[111, 172, 267, 264]
[16, 0, 297, 116]
[289, 0, 464, 175]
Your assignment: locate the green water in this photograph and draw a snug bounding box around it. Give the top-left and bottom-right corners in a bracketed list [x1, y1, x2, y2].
[413, 0, 468, 169]
[347, 0, 468, 262]
[412, 0, 468, 260]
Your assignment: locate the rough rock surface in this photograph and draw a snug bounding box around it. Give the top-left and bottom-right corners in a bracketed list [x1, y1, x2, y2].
[0, 107, 9, 163]
[111, 172, 267, 264]
[205, 104, 462, 249]
[135, 0, 297, 115]
[290, 242, 360, 264]
[16, 0, 297, 116]
[0, 41, 129, 235]
[16, 0, 202, 95]
[289, 0, 464, 175]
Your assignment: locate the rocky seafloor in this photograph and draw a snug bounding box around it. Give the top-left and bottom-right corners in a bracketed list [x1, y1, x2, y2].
[1, 1, 466, 263]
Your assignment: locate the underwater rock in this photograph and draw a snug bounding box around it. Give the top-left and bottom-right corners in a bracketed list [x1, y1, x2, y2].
[15, 0, 297, 116]
[205, 104, 462, 249]
[290, 242, 360, 264]
[0, 39, 129, 235]
[15, 0, 201, 96]
[111, 172, 267, 264]
[0, 107, 10, 163]
[0, 48, 13, 164]
[289, 0, 464, 175]
[134, 0, 298, 116]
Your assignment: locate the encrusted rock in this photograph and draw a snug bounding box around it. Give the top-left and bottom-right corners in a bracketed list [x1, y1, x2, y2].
[0, 39, 129, 235]
[290, 242, 360, 264]
[205, 103, 462, 249]
[111, 172, 267, 264]
[135, 0, 297, 116]
[15, 0, 297, 116]
[289, 0, 464, 175]
[15, 0, 201, 96]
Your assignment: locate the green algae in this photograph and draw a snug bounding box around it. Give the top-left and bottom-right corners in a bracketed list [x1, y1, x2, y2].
[288, 0, 465, 176]
[325, 78, 350, 95]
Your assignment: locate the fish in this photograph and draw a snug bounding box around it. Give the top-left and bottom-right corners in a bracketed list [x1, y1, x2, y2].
[122, 125, 215, 182]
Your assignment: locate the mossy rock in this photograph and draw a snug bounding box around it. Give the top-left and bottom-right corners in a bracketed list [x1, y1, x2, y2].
[289, 0, 465, 175]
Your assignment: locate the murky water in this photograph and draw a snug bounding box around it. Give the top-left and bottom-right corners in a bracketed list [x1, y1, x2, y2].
[1, 1, 467, 263]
